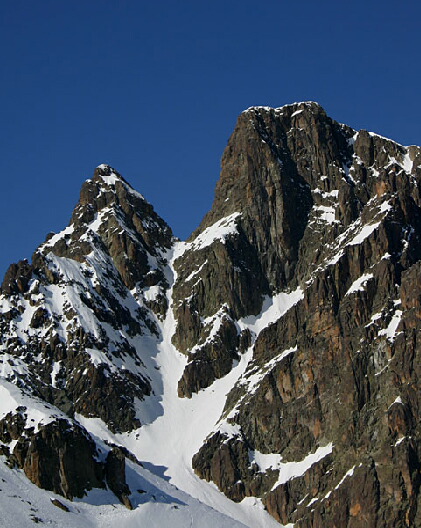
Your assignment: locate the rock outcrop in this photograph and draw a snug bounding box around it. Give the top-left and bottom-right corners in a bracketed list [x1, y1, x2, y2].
[0, 382, 133, 506]
[12, 418, 104, 499]
[105, 446, 133, 509]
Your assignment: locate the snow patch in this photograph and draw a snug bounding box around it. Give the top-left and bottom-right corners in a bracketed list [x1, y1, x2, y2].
[181, 213, 241, 255]
[312, 188, 339, 199]
[378, 309, 403, 341]
[185, 261, 207, 282]
[402, 151, 414, 173]
[0, 380, 64, 432]
[368, 131, 398, 144]
[345, 273, 373, 296]
[380, 201, 392, 213]
[100, 173, 120, 186]
[86, 348, 117, 373]
[143, 285, 161, 302]
[348, 222, 381, 246]
[248, 450, 282, 472]
[271, 443, 333, 489]
[291, 109, 304, 117]
[313, 205, 338, 224]
[334, 465, 359, 490]
[365, 312, 382, 327]
[51, 361, 62, 388]
[388, 396, 403, 409]
[238, 287, 303, 338]
[41, 225, 74, 250]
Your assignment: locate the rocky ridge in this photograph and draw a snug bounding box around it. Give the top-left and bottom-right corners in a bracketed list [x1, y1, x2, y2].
[0, 102, 420, 527]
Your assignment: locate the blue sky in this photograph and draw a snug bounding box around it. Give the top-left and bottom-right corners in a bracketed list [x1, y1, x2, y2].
[1, 1, 420, 278]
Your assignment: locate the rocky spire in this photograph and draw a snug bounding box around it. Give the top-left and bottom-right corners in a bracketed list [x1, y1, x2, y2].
[187, 103, 421, 527]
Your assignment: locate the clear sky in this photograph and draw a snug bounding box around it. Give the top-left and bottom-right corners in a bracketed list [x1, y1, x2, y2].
[1, 1, 420, 278]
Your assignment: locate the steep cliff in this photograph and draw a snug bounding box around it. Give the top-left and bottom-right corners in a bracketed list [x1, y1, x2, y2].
[186, 103, 421, 527]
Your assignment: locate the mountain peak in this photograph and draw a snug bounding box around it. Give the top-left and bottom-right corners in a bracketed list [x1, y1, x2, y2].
[242, 100, 324, 116]
[96, 163, 113, 171]
[31, 165, 173, 290]
[93, 163, 128, 186]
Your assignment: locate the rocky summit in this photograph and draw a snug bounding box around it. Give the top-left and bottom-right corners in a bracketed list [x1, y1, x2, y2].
[0, 102, 420, 527]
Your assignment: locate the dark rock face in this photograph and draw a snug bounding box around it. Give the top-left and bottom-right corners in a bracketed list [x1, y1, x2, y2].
[0, 412, 104, 499]
[105, 447, 133, 509]
[177, 310, 240, 398]
[0, 402, 133, 506]
[172, 103, 356, 397]
[19, 419, 104, 499]
[1, 259, 33, 295]
[188, 103, 421, 527]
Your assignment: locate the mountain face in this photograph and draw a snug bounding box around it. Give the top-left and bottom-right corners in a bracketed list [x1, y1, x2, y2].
[0, 103, 420, 527]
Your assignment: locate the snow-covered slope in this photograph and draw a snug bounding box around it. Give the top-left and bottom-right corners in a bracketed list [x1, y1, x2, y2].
[0, 450, 249, 528]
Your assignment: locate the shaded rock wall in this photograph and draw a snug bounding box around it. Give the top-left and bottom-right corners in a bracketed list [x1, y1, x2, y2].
[189, 103, 421, 527]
